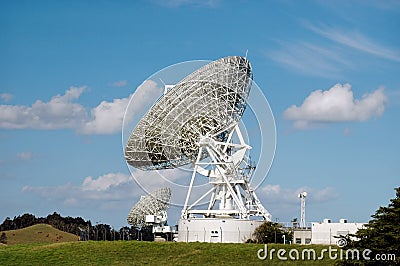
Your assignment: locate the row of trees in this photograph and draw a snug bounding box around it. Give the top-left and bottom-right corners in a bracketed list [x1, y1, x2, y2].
[0, 212, 88, 236]
[78, 224, 154, 241]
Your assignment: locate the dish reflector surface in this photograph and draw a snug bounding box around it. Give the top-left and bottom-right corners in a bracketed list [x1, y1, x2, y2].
[125, 56, 252, 170]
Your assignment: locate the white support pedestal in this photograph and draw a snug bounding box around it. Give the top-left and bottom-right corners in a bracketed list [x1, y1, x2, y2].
[178, 124, 271, 243]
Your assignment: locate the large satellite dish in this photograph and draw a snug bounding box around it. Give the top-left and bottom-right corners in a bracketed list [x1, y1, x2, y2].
[125, 56, 252, 170]
[125, 56, 273, 242]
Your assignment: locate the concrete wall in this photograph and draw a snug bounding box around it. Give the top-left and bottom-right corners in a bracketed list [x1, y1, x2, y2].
[178, 218, 264, 243]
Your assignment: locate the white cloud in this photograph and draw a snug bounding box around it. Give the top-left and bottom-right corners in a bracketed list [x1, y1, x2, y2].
[283, 83, 387, 129]
[22, 172, 137, 206]
[82, 172, 131, 191]
[129, 80, 162, 114]
[0, 86, 88, 130]
[122, 80, 163, 129]
[0, 93, 13, 102]
[111, 80, 128, 87]
[80, 96, 131, 134]
[81, 80, 162, 134]
[22, 167, 198, 209]
[0, 81, 163, 134]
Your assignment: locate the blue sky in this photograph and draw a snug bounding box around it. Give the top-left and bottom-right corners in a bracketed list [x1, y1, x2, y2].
[0, 0, 399, 228]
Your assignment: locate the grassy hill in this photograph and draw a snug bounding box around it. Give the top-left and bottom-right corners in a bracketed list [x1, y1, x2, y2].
[1, 224, 79, 245]
[0, 241, 338, 265]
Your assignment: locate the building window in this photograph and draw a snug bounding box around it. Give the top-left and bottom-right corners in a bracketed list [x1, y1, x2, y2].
[305, 238, 311, 244]
[295, 238, 301, 244]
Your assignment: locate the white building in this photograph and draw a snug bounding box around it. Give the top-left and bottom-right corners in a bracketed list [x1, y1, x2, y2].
[293, 228, 312, 244]
[178, 218, 264, 243]
[311, 219, 365, 245]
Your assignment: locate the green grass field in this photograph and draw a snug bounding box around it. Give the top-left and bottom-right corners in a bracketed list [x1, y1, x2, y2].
[0, 240, 340, 265]
[0, 225, 343, 265]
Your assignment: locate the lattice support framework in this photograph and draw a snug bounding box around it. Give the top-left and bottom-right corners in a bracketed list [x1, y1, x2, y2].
[181, 124, 271, 221]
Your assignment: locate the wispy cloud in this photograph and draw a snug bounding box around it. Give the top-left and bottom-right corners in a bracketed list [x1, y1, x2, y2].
[156, 0, 219, 8]
[283, 83, 387, 129]
[0, 93, 13, 102]
[361, 0, 400, 12]
[22, 163, 218, 211]
[259, 184, 339, 221]
[268, 21, 400, 77]
[265, 41, 352, 78]
[386, 89, 400, 106]
[343, 127, 352, 136]
[22, 172, 137, 207]
[22, 168, 189, 209]
[111, 80, 128, 88]
[0, 151, 36, 165]
[262, 184, 339, 205]
[16, 152, 34, 161]
[306, 23, 400, 62]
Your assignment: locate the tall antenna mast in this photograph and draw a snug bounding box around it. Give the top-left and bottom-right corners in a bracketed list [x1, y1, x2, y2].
[298, 191, 307, 228]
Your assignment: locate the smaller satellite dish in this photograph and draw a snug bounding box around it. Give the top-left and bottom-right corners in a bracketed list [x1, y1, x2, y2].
[127, 187, 171, 227]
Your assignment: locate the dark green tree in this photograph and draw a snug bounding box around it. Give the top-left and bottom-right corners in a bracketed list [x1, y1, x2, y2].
[339, 187, 400, 265]
[0, 232, 7, 244]
[252, 221, 289, 244]
[20, 213, 37, 228]
[0, 217, 13, 231]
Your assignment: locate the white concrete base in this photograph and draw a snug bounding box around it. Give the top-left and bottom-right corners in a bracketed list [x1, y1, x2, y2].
[178, 218, 264, 243]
